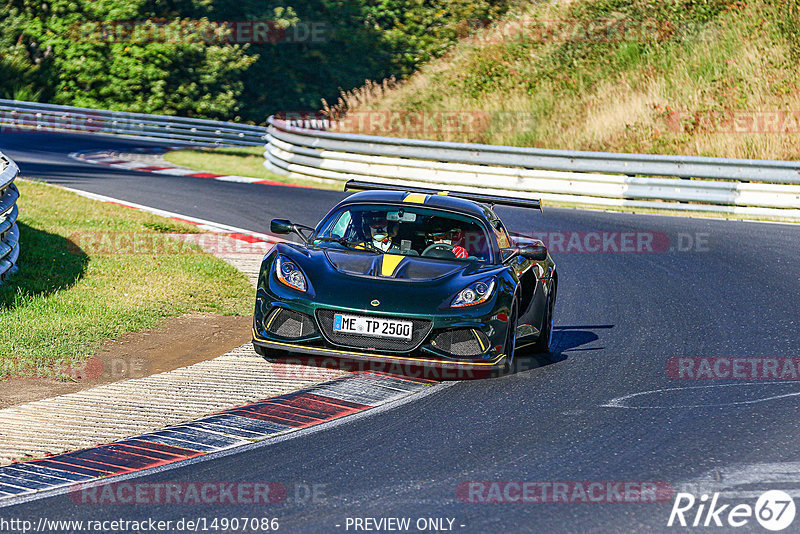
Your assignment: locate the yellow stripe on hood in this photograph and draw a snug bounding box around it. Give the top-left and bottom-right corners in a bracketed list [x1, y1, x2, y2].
[381, 254, 405, 277]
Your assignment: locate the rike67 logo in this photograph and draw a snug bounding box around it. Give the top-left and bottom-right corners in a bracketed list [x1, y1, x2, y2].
[668, 490, 796, 531]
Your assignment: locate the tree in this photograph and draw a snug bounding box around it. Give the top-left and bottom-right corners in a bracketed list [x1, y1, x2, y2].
[0, 0, 255, 120]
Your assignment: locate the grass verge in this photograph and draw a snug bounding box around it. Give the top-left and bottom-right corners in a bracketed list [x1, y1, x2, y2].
[334, 0, 800, 161]
[0, 180, 253, 380]
[163, 146, 341, 190]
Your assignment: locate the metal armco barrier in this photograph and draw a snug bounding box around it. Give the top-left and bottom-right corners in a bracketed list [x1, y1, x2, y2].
[264, 117, 800, 219]
[0, 152, 20, 283]
[0, 99, 267, 147]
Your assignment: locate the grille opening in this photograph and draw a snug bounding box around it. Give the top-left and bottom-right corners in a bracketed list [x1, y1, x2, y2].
[264, 308, 316, 339]
[430, 329, 489, 357]
[316, 309, 432, 352]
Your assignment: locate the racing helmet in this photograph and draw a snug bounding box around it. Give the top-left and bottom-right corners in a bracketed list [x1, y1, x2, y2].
[361, 211, 390, 243]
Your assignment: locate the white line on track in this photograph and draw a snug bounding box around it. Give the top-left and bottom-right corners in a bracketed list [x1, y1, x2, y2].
[601, 382, 800, 409]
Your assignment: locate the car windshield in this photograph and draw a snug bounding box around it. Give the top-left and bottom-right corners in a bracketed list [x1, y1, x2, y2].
[314, 205, 493, 262]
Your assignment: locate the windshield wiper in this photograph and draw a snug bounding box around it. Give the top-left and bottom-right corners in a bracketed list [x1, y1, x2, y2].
[314, 236, 380, 252]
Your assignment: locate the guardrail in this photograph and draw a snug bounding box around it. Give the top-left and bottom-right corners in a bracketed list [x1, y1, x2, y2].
[0, 152, 20, 283]
[0, 99, 267, 147]
[264, 117, 800, 220]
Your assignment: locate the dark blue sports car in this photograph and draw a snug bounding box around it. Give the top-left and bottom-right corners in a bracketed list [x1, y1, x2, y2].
[252, 181, 557, 376]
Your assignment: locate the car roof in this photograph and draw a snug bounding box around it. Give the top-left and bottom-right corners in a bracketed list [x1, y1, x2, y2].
[336, 190, 494, 221]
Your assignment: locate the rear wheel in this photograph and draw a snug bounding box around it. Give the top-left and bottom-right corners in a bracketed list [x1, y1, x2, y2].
[502, 301, 519, 374]
[532, 282, 556, 354]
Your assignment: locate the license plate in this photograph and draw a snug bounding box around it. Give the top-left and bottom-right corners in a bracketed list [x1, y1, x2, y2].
[333, 313, 413, 340]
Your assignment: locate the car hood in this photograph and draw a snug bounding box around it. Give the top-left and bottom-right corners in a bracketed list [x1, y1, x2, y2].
[324, 250, 466, 281]
[268, 244, 508, 314]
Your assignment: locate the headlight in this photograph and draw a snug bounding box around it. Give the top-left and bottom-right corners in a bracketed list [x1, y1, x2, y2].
[275, 255, 307, 292]
[452, 278, 496, 308]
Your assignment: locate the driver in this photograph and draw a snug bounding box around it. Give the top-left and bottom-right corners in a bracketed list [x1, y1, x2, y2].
[428, 229, 469, 259]
[362, 212, 399, 252]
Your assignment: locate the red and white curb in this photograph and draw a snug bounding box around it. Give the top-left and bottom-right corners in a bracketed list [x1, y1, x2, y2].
[0, 176, 443, 505]
[0, 373, 436, 503]
[69, 148, 310, 188]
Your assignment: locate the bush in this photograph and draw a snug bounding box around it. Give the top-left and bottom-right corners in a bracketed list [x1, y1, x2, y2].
[0, 0, 520, 122]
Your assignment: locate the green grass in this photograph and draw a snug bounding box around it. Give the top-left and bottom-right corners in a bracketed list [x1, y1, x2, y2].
[163, 146, 341, 190]
[0, 180, 253, 380]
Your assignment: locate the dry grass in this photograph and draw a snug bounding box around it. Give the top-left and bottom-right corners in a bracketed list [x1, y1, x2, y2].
[330, 0, 800, 161]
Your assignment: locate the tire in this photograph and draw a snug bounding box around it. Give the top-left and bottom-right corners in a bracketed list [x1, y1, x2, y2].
[532, 282, 556, 354]
[502, 300, 519, 374]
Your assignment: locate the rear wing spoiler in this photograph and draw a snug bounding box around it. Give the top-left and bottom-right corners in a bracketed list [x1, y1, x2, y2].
[344, 180, 542, 211]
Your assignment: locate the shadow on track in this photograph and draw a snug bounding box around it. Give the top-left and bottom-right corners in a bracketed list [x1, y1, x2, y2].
[511, 324, 614, 374]
[552, 324, 613, 352]
[259, 324, 616, 382]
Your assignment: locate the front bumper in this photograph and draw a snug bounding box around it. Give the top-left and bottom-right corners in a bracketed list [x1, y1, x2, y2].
[252, 328, 508, 372]
[252, 251, 514, 375]
[252, 295, 511, 374]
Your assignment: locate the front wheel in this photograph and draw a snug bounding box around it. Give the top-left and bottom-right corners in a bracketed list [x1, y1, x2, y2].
[532, 283, 556, 354]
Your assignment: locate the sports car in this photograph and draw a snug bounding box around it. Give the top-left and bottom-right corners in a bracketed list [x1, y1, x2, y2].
[252, 180, 557, 376]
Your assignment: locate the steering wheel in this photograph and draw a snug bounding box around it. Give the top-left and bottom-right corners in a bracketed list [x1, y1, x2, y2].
[421, 242, 455, 257]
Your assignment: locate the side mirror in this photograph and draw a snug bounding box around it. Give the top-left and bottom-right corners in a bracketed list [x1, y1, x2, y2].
[520, 244, 548, 261]
[271, 219, 293, 235]
[500, 247, 519, 263]
[270, 218, 314, 243]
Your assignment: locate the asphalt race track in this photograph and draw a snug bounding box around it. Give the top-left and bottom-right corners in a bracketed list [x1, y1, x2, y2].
[3, 130, 800, 532]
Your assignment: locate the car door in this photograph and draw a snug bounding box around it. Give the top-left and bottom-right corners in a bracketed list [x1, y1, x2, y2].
[491, 217, 538, 327]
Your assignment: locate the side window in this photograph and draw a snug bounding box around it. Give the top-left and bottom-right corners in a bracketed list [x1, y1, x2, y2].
[329, 211, 352, 238]
[492, 220, 511, 249]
